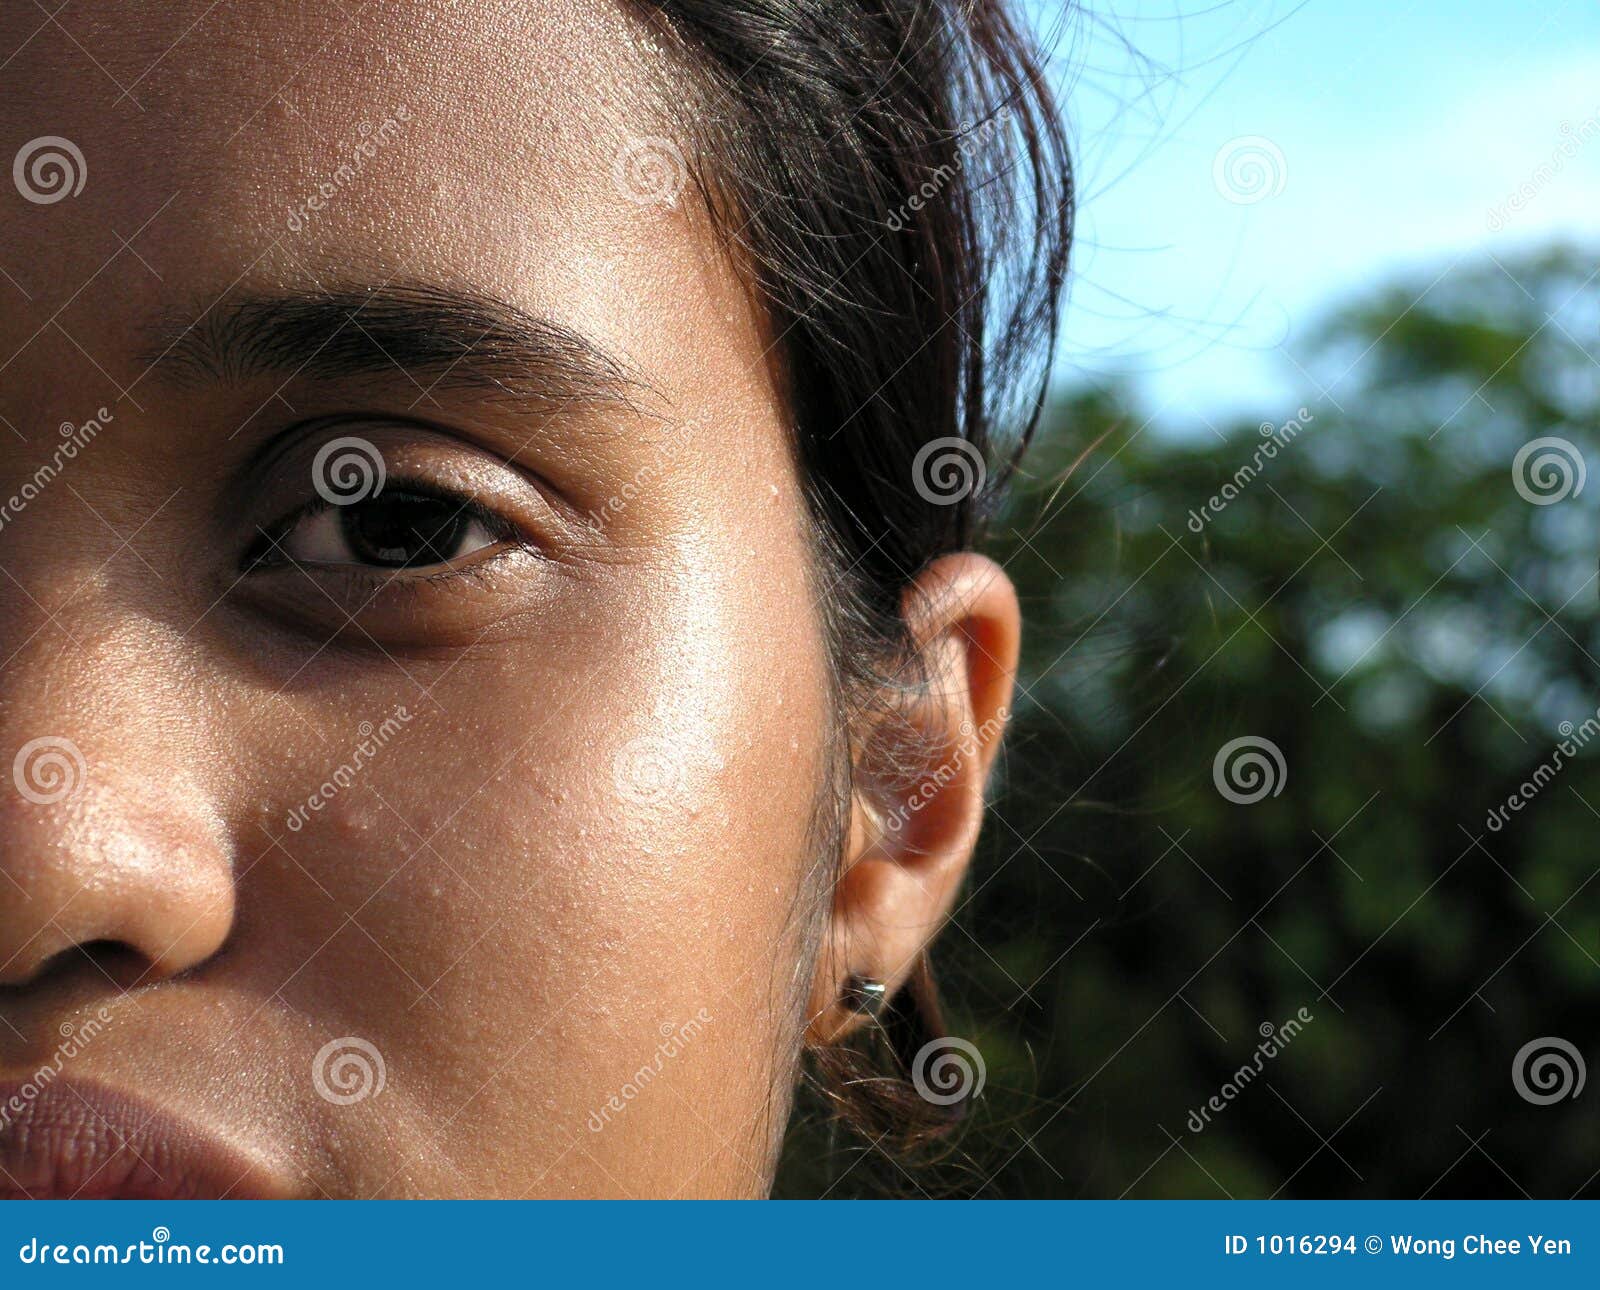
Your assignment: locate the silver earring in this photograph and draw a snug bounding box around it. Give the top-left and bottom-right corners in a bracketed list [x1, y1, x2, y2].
[843, 974, 888, 1016]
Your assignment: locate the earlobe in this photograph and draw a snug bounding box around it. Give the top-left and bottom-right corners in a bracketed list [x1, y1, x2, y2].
[809, 553, 1020, 1041]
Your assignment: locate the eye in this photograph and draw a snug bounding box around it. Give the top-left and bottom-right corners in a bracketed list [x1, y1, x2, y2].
[265, 488, 512, 571]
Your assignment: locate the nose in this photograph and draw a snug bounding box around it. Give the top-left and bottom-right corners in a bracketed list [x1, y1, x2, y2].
[0, 740, 237, 986]
[0, 612, 236, 986]
[0, 748, 235, 985]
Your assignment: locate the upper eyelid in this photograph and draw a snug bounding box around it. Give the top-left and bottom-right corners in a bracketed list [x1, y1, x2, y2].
[237, 409, 555, 532]
[246, 413, 453, 484]
[278, 479, 516, 533]
[238, 414, 579, 529]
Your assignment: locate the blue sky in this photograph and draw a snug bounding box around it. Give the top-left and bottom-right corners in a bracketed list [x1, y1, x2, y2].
[1027, 0, 1600, 429]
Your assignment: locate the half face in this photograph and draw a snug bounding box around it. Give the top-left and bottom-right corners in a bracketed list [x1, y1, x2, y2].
[0, 0, 837, 1197]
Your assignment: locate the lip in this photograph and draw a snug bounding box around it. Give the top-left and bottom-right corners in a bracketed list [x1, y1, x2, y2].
[0, 1078, 295, 1199]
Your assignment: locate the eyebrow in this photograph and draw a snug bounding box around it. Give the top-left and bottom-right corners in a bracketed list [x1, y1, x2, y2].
[138, 281, 651, 412]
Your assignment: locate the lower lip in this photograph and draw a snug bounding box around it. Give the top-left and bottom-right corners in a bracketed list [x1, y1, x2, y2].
[0, 1080, 286, 1199]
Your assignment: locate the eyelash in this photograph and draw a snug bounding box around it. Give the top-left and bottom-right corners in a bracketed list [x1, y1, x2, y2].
[244, 479, 524, 579]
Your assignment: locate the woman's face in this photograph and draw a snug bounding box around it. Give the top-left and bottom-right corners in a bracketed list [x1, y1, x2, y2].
[0, 0, 840, 1197]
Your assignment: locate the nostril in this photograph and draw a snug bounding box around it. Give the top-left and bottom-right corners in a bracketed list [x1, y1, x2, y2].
[22, 939, 153, 992]
[76, 939, 156, 987]
[0, 772, 238, 988]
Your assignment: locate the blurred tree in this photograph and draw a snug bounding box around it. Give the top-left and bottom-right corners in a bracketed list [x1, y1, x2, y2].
[777, 243, 1600, 1199]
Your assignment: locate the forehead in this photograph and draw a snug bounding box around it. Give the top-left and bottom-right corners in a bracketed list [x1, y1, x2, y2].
[0, 0, 708, 373]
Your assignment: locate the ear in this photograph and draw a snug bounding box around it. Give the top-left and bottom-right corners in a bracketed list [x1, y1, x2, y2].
[807, 552, 1020, 1042]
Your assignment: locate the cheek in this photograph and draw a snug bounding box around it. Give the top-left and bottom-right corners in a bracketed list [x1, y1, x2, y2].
[259, 548, 835, 1187]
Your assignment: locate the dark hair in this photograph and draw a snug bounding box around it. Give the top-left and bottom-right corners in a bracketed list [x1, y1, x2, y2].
[628, 1, 1072, 1149]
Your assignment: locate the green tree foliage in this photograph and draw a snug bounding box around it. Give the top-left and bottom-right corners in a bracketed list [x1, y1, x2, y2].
[778, 244, 1600, 1198]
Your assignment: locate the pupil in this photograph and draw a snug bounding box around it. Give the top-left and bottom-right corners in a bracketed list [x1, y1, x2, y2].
[342, 493, 466, 567]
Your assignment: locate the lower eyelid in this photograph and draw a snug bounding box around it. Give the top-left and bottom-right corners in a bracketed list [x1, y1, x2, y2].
[296, 537, 531, 584]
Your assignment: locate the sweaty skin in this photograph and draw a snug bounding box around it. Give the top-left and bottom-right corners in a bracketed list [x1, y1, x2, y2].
[0, 0, 1017, 1198]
